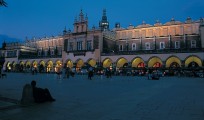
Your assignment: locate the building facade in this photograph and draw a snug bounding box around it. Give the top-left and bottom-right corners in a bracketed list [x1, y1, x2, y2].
[1, 10, 204, 74]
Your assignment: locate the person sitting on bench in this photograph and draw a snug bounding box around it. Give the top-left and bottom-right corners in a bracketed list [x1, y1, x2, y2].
[31, 80, 55, 103]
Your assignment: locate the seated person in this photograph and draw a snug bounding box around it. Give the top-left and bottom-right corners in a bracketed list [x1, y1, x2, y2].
[31, 80, 55, 103]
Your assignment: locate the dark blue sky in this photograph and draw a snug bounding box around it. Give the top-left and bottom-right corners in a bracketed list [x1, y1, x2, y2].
[0, 0, 204, 44]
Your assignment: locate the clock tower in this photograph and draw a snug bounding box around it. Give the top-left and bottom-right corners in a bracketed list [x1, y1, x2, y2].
[99, 9, 109, 31]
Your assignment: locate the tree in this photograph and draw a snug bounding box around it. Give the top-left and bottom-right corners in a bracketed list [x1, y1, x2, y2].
[0, 0, 7, 7]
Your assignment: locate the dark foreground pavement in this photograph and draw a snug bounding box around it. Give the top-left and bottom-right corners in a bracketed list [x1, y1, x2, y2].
[0, 73, 204, 120]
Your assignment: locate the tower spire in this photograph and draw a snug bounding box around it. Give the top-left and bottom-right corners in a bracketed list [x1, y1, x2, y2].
[99, 9, 109, 31]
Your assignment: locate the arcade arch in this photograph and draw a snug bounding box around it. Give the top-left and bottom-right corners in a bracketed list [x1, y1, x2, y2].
[87, 59, 96, 67]
[116, 57, 128, 68]
[185, 56, 202, 68]
[132, 58, 145, 68]
[166, 56, 181, 68]
[103, 58, 112, 68]
[47, 60, 53, 72]
[76, 59, 84, 72]
[66, 60, 73, 68]
[148, 57, 162, 68]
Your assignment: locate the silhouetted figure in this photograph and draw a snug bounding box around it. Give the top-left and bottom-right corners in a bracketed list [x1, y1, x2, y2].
[31, 80, 55, 103]
[88, 67, 93, 80]
[65, 67, 70, 78]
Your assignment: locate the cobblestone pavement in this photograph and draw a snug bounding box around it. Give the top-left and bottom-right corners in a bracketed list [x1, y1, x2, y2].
[0, 73, 204, 120]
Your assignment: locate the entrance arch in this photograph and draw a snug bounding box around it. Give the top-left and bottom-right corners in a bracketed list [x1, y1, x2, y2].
[32, 61, 38, 68]
[185, 56, 202, 68]
[116, 57, 128, 68]
[47, 60, 53, 72]
[55, 60, 62, 72]
[66, 60, 73, 68]
[103, 58, 112, 68]
[76, 59, 84, 72]
[166, 56, 181, 68]
[132, 58, 145, 68]
[148, 57, 162, 68]
[87, 59, 96, 67]
[39, 60, 45, 72]
[25, 61, 31, 69]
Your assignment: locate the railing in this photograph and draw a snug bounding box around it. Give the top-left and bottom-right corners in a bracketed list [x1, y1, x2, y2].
[18, 55, 62, 60]
[102, 48, 204, 56]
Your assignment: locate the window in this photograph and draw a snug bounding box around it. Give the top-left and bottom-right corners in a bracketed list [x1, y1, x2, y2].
[38, 51, 41, 56]
[132, 43, 136, 51]
[82, 25, 84, 32]
[160, 42, 165, 49]
[76, 26, 79, 32]
[44, 50, 47, 56]
[145, 42, 150, 50]
[69, 42, 73, 51]
[77, 41, 83, 50]
[119, 45, 123, 51]
[191, 40, 196, 48]
[87, 41, 92, 50]
[175, 41, 180, 49]
[51, 50, 54, 55]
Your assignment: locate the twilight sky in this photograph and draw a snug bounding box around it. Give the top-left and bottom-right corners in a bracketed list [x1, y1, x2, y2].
[0, 0, 204, 45]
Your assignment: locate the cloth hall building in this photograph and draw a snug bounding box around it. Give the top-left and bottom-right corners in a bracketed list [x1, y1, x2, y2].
[1, 9, 204, 74]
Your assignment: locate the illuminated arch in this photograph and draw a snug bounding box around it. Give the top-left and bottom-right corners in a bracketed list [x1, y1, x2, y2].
[185, 56, 202, 67]
[116, 57, 128, 68]
[55, 60, 62, 68]
[55, 60, 62, 72]
[46, 60, 53, 72]
[25, 61, 31, 68]
[132, 57, 145, 68]
[6, 61, 12, 70]
[87, 59, 96, 67]
[20, 61, 24, 66]
[32, 61, 38, 68]
[148, 57, 162, 68]
[40, 60, 45, 67]
[166, 56, 181, 68]
[66, 60, 73, 68]
[103, 58, 112, 68]
[76, 59, 84, 68]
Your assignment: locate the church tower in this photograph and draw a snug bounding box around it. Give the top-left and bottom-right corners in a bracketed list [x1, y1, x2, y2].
[73, 9, 88, 33]
[99, 9, 109, 31]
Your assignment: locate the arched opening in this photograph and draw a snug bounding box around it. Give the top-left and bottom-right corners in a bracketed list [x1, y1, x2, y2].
[148, 57, 162, 68]
[55, 60, 62, 73]
[76, 59, 84, 73]
[47, 60, 53, 73]
[185, 56, 202, 68]
[39, 61, 45, 73]
[25, 61, 31, 71]
[116, 58, 128, 75]
[66, 60, 73, 68]
[88, 59, 96, 67]
[103, 58, 112, 68]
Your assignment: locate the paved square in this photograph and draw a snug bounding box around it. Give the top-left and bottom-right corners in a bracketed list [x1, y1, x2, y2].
[0, 73, 204, 120]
